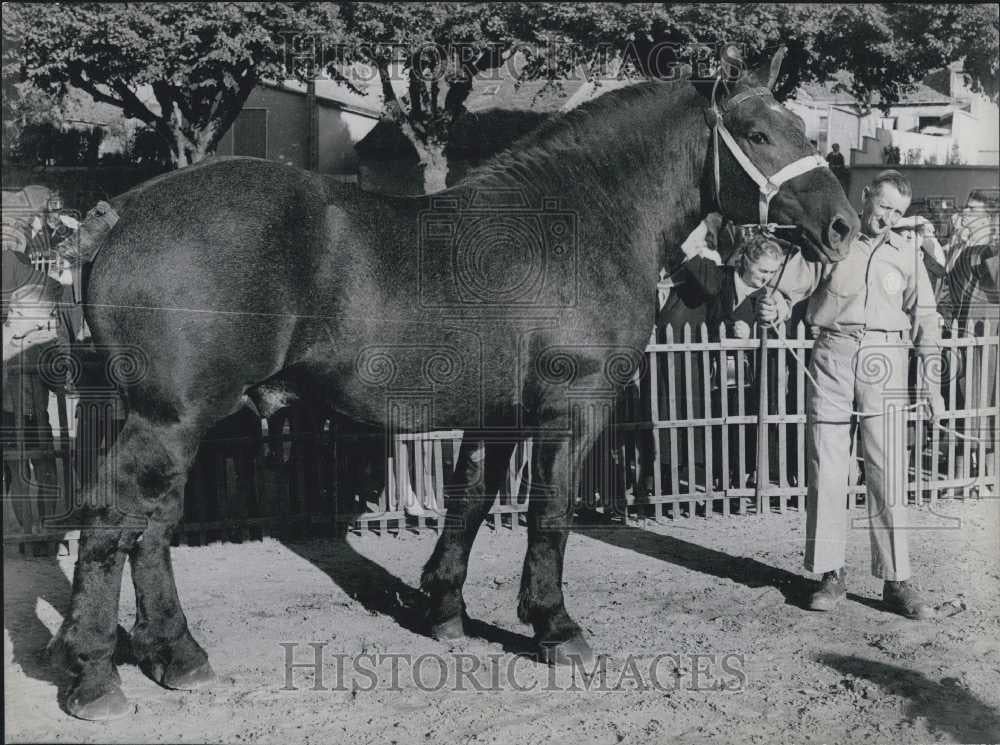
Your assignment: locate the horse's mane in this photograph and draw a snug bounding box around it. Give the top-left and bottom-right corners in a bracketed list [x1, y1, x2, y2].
[460, 78, 704, 199]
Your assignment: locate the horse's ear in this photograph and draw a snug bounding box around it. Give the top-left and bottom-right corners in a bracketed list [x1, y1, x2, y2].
[766, 46, 788, 90]
[743, 46, 787, 91]
[690, 45, 744, 101]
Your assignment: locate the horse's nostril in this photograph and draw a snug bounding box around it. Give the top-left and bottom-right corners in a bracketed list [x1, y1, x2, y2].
[829, 216, 853, 244]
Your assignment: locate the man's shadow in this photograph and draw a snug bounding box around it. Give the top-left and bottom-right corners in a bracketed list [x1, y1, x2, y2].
[570, 507, 886, 614]
[817, 653, 1000, 742]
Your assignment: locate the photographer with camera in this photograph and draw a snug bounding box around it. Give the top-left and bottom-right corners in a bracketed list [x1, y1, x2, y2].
[3, 233, 64, 532]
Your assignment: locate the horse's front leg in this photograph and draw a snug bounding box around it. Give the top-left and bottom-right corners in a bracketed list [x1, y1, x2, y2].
[421, 435, 516, 638]
[518, 407, 605, 667]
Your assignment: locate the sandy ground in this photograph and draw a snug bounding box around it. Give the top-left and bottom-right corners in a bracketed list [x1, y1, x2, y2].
[4, 498, 1000, 745]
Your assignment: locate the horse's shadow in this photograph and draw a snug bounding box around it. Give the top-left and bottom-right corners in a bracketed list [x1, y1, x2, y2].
[279, 521, 537, 657]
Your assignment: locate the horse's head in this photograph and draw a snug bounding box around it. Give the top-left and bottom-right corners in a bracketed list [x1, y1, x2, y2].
[695, 48, 859, 263]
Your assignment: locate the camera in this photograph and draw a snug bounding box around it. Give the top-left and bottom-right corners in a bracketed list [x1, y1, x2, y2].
[418, 188, 577, 309]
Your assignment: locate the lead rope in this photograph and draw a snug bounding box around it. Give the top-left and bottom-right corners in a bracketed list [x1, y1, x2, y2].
[759, 319, 987, 442]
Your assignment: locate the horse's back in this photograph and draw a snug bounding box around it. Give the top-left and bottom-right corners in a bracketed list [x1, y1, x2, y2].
[86, 159, 333, 420]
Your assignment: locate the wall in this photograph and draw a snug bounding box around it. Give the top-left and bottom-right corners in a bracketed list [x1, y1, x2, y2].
[216, 86, 310, 168]
[953, 98, 1000, 166]
[827, 107, 861, 155]
[316, 104, 377, 175]
[845, 165, 1000, 209]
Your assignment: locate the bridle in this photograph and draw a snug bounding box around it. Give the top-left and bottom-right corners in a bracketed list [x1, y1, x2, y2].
[708, 76, 829, 231]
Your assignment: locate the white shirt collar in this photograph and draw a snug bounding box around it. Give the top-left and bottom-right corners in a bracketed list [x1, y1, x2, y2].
[733, 271, 757, 307]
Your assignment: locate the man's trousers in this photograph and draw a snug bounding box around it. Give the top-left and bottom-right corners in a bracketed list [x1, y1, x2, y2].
[805, 330, 912, 580]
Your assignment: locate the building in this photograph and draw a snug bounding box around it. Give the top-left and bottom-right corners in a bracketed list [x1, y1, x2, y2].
[785, 62, 1000, 167]
[214, 79, 382, 175]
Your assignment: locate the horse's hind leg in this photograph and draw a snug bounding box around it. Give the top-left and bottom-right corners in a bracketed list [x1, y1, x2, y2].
[421, 436, 516, 638]
[53, 410, 210, 720]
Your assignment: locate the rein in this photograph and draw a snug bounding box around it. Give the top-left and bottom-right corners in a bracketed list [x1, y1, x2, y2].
[709, 77, 828, 230]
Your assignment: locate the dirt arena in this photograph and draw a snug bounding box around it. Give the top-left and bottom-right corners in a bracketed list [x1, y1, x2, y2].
[5, 498, 999, 744]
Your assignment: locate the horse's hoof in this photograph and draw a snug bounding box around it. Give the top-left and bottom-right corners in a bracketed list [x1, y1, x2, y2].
[142, 657, 216, 691]
[163, 660, 216, 691]
[539, 635, 596, 668]
[66, 683, 132, 721]
[431, 615, 466, 640]
[164, 662, 215, 690]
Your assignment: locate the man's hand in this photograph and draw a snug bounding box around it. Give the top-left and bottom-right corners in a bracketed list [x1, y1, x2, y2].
[756, 293, 789, 325]
[921, 385, 947, 424]
[732, 320, 752, 339]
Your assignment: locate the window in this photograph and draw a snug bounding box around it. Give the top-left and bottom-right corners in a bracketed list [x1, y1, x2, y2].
[233, 108, 267, 159]
[817, 114, 828, 153]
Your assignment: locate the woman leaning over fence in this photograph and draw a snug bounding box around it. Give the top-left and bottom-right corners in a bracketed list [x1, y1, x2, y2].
[640, 215, 733, 496]
[676, 229, 792, 490]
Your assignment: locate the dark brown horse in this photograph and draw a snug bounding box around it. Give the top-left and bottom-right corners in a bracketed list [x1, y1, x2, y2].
[51, 55, 859, 719]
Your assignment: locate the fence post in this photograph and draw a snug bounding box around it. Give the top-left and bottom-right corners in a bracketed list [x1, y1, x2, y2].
[755, 325, 769, 515]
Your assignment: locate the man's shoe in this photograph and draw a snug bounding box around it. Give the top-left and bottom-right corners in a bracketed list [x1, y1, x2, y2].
[808, 568, 847, 611]
[883, 580, 935, 620]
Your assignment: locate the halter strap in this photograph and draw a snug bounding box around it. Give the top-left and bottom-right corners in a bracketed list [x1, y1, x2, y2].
[711, 81, 829, 226]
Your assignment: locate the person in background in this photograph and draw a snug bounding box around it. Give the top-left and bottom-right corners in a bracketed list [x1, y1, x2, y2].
[771, 169, 945, 620]
[678, 231, 791, 490]
[3, 242, 64, 532]
[825, 143, 845, 169]
[944, 195, 996, 272]
[891, 215, 947, 284]
[635, 214, 734, 498]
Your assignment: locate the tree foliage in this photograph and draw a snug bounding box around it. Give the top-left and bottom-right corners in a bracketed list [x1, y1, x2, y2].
[3, 2, 996, 182]
[317, 2, 999, 190]
[4, 2, 336, 166]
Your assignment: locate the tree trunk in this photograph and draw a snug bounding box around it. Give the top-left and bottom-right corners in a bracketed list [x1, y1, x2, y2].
[420, 145, 449, 194]
[165, 124, 217, 169]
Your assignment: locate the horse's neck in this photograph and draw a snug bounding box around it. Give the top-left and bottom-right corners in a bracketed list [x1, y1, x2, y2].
[465, 84, 710, 273]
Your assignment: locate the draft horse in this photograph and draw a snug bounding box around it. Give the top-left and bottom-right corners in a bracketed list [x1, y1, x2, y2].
[52, 51, 859, 719]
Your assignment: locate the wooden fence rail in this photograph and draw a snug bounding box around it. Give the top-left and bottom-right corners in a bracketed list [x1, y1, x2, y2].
[3, 321, 997, 555]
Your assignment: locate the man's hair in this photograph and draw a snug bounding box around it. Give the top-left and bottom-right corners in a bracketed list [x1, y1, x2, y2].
[868, 169, 912, 198]
[739, 233, 784, 267]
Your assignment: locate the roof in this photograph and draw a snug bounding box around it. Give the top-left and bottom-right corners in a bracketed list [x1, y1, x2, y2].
[794, 75, 953, 107]
[465, 78, 588, 114]
[262, 79, 383, 118]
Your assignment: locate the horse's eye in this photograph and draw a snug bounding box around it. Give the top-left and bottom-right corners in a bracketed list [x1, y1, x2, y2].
[748, 132, 769, 145]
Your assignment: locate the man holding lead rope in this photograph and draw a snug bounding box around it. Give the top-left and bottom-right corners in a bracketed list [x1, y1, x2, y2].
[763, 169, 945, 619]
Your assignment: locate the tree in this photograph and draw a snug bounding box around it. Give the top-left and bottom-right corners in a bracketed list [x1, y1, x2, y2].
[3, 2, 337, 167]
[312, 2, 533, 192]
[317, 3, 998, 192]
[5, 3, 996, 183]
